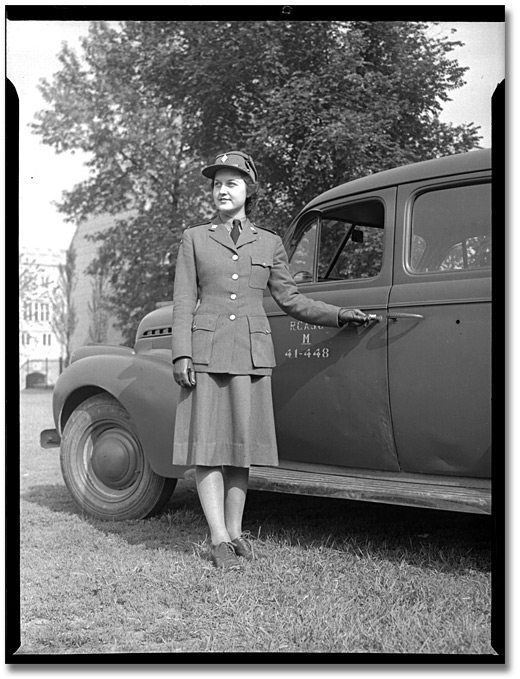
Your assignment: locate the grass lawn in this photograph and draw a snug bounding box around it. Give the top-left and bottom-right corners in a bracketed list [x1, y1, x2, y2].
[13, 389, 498, 657]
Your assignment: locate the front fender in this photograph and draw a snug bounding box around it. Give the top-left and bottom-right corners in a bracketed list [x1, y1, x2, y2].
[53, 348, 188, 478]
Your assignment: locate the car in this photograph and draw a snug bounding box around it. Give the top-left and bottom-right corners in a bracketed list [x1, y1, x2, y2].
[41, 148, 492, 520]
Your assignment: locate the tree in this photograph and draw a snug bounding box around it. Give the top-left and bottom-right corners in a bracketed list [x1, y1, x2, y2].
[32, 21, 207, 343]
[47, 247, 78, 367]
[19, 254, 43, 301]
[32, 20, 481, 343]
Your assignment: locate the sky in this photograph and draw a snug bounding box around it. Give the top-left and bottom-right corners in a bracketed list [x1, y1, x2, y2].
[7, 17, 505, 253]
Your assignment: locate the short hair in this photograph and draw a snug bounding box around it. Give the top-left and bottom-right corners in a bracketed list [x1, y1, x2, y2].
[243, 175, 259, 217]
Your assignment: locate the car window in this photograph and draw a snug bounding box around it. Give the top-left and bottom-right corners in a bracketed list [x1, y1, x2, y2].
[318, 219, 384, 281]
[439, 235, 492, 271]
[409, 183, 491, 273]
[411, 235, 427, 270]
[289, 200, 385, 283]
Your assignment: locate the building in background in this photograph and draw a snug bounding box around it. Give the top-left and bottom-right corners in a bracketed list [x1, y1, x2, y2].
[20, 214, 127, 389]
[19, 247, 65, 389]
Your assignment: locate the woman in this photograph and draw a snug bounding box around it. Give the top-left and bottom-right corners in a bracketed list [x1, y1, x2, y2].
[172, 151, 368, 568]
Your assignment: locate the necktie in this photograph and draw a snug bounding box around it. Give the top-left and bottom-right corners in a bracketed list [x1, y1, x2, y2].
[230, 219, 241, 244]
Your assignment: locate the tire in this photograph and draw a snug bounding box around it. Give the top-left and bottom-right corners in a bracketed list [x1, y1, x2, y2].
[60, 393, 177, 521]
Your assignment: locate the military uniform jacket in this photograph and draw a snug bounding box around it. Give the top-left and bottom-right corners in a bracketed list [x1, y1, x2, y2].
[171, 217, 342, 376]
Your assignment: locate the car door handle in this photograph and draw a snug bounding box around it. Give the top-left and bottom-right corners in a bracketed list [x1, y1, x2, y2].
[387, 312, 424, 322]
[363, 314, 383, 326]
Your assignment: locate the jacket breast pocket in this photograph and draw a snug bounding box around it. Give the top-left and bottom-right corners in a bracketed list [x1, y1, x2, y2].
[249, 254, 273, 289]
[248, 316, 276, 368]
[191, 314, 218, 365]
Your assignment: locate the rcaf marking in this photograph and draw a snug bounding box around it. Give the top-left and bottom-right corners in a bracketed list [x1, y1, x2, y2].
[289, 321, 323, 332]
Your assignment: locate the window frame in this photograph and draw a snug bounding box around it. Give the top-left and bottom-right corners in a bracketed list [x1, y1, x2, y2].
[287, 198, 388, 286]
[287, 209, 323, 284]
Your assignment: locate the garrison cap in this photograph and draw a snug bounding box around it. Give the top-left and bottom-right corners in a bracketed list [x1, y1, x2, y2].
[202, 151, 258, 183]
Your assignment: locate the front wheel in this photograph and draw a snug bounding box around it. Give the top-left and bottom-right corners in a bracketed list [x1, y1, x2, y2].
[60, 393, 177, 521]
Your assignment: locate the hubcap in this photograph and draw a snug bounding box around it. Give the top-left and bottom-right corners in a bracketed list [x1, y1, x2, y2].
[90, 428, 142, 490]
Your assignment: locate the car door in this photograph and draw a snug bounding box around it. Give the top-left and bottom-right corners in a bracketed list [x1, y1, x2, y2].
[388, 174, 492, 478]
[264, 188, 400, 471]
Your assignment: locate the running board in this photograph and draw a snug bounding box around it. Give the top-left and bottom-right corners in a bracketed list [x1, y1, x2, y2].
[247, 466, 491, 515]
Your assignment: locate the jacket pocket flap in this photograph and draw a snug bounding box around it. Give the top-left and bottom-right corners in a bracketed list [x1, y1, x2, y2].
[192, 314, 218, 331]
[251, 254, 273, 268]
[248, 316, 272, 334]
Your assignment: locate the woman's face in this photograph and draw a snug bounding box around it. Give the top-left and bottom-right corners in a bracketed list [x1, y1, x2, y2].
[213, 168, 248, 216]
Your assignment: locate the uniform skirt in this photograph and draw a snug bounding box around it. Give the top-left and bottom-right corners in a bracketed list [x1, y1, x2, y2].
[172, 373, 279, 468]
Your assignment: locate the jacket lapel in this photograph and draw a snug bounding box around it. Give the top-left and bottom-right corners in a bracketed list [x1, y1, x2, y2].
[208, 222, 237, 253]
[236, 219, 259, 249]
[236, 227, 258, 249]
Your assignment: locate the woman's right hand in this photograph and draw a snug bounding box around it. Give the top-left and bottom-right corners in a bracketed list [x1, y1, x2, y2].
[339, 308, 369, 326]
[173, 357, 196, 387]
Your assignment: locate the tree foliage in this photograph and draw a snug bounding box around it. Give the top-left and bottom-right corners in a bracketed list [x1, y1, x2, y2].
[32, 20, 481, 343]
[19, 255, 43, 302]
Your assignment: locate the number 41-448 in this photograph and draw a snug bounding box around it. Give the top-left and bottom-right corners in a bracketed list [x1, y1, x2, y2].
[284, 347, 330, 359]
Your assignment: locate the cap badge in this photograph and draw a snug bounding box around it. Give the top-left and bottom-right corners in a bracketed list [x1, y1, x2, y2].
[220, 154, 228, 163]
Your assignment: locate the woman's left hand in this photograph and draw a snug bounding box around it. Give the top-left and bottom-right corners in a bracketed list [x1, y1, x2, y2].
[173, 357, 197, 387]
[339, 308, 369, 326]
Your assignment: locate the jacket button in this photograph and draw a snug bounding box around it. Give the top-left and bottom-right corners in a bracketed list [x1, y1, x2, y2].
[230, 294, 237, 300]
[229, 314, 236, 320]
[232, 254, 239, 261]
[232, 274, 238, 280]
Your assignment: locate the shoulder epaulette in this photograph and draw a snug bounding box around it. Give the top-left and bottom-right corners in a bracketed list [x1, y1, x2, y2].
[252, 222, 278, 235]
[185, 219, 212, 230]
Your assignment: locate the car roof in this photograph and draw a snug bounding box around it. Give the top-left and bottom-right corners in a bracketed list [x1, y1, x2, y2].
[301, 148, 492, 213]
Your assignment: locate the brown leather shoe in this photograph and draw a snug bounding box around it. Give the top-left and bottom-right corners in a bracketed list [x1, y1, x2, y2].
[210, 542, 241, 569]
[231, 535, 253, 560]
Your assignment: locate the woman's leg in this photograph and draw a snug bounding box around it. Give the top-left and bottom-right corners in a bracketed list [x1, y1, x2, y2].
[195, 465, 231, 546]
[223, 466, 249, 540]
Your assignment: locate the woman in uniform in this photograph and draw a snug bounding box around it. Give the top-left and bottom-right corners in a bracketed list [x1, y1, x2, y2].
[172, 151, 368, 568]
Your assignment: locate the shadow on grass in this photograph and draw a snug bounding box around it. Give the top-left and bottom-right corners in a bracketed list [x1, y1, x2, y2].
[21, 483, 78, 517]
[21, 480, 492, 574]
[21, 479, 199, 519]
[241, 489, 493, 575]
[20, 480, 205, 556]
